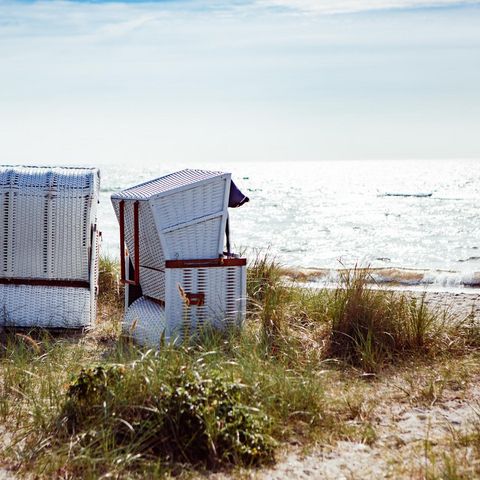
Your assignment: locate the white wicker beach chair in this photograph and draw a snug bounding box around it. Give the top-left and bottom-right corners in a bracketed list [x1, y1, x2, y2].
[0, 165, 100, 328]
[111, 169, 247, 347]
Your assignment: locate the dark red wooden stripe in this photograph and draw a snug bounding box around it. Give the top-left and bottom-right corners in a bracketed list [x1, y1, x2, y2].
[165, 258, 246, 269]
[0, 278, 90, 289]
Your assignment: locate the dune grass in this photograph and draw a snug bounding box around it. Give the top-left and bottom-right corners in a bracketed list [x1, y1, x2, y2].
[247, 255, 469, 372]
[0, 254, 479, 478]
[326, 268, 447, 372]
[98, 255, 122, 305]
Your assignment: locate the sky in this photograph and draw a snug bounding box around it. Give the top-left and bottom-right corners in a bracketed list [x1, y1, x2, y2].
[0, 0, 479, 165]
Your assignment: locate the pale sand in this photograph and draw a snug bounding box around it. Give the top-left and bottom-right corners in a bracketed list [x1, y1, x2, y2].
[249, 382, 480, 480]
[413, 290, 480, 322]
[249, 385, 480, 480]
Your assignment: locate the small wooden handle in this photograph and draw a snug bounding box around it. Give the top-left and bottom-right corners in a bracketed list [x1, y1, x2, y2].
[185, 293, 205, 306]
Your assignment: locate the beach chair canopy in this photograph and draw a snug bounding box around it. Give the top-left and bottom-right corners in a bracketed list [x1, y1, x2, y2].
[228, 180, 249, 208]
[0, 165, 100, 281]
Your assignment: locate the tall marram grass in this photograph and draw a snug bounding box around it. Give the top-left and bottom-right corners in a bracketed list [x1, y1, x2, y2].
[326, 268, 444, 372]
[247, 255, 449, 372]
[98, 255, 123, 308]
[247, 253, 290, 349]
[95, 255, 124, 338]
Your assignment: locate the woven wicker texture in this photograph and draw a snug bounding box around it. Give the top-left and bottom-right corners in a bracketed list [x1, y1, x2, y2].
[139, 266, 165, 301]
[165, 265, 246, 341]
[162, 215, 224, 260]
[0, 165, 100, 282]
[150, 177, 228, 230]
[124, 296, 168, 348]
[0, 165, 100, 328]
[0, 284, 92, 328]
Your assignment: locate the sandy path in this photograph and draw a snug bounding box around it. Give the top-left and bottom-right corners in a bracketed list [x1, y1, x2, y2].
[249, 377, 480, 480]
[252, 388, 480, 479]
[0, 469, 14, 480]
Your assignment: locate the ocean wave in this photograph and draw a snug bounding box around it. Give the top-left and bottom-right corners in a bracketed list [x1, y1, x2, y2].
[375, 269, 480, 288]
[298, 268, 480, 289]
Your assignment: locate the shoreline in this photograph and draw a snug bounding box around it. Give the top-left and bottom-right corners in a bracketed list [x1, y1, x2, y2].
[283, 266, 480, 290]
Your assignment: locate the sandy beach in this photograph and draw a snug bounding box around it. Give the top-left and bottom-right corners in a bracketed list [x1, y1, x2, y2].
[251, 377, 480, 479]
[413, 290, 480, 322]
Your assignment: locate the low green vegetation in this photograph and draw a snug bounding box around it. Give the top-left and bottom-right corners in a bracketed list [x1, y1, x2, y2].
[64, 355, 275, 468]
[0, 254, 479, 478]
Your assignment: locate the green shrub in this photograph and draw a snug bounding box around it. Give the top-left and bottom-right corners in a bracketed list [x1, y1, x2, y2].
[59, 354, 275, 469]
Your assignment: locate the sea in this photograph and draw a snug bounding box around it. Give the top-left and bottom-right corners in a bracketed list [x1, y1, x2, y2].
[97, 159, 479, 291]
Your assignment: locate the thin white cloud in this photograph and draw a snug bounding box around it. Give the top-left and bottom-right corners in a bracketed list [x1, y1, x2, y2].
[0, 0, 478, 41]
[94, 14, 157, 39]
[257, 0, 480, 14]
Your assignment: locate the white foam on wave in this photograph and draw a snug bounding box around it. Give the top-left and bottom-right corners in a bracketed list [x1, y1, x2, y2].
[422, 270, 480, 288]
[305, 267, 480, 292]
